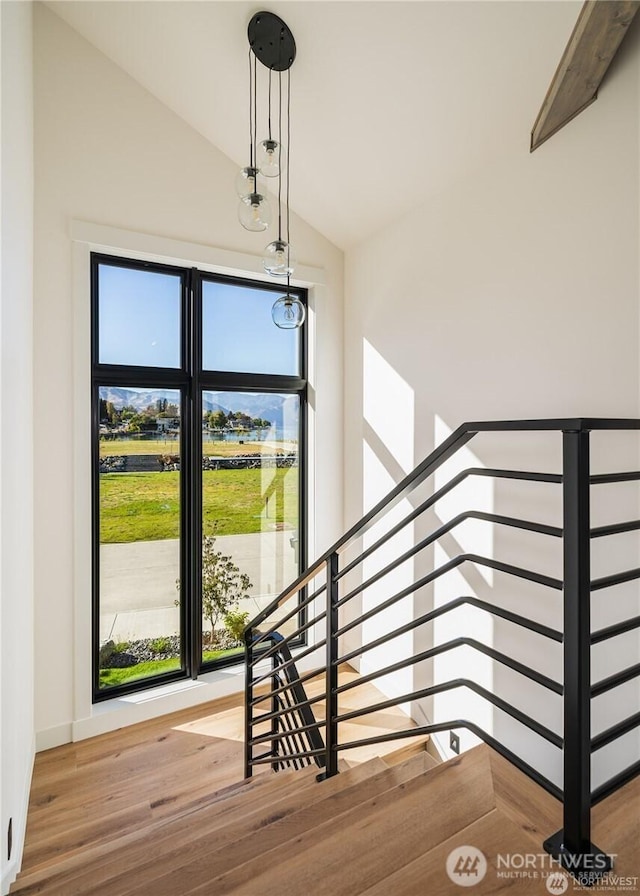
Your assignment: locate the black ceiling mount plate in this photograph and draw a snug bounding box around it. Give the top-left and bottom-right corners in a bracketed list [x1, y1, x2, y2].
[248, 11, 296, 72]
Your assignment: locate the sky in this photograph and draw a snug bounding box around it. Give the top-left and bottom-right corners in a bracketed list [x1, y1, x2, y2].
[98, 264, 300, 376]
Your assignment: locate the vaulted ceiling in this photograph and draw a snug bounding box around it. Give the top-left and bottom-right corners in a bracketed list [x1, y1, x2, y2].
[46, 1, 583, 250]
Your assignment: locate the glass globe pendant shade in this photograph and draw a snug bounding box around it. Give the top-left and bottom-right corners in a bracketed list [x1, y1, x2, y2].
[263, 239, 296, 277]
[272, 294, 305, 329]
[258, 138, 284, 178]
[238, 193, 272, 232]
[235, 166, 261, 199]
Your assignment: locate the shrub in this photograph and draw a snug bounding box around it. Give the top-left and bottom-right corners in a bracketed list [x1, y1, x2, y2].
[150, 637, 171, 655]
[224, 610, 250, 643]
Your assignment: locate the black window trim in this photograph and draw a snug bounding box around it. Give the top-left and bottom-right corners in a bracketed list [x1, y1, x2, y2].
[91, 252, 308, 702]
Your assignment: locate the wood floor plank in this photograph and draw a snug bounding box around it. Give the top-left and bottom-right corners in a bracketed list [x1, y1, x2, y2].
[592, 773, 640, 877]
[11, 769, 319, 896]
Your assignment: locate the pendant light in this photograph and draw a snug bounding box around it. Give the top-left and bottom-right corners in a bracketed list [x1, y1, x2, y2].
[238, 12, 305, 329]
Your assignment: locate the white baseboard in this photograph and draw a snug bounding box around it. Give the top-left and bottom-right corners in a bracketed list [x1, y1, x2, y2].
[1, 737, 35, 896]
[35, 723, 73, 752]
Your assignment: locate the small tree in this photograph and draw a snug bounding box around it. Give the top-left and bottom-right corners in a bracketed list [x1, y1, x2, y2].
[177, 533, 252, 642]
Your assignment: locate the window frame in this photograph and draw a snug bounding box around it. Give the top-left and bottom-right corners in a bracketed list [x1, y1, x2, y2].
[91, 252, 307, 702]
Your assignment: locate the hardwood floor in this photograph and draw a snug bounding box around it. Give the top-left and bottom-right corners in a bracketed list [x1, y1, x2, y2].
[10, 679, 640, 895]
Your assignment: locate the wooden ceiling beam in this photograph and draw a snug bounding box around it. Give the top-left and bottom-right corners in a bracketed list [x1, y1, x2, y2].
[531, 0, 640, 152]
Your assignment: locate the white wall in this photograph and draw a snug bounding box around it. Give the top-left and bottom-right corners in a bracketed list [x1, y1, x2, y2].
[33, 5, 343, 746]
[0, 2, 35, 892]
[344, 26, 640, 789]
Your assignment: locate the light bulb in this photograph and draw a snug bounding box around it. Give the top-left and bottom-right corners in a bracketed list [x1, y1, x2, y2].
[238, 193, 272, 232]
[263, 239, 296, 277]
[258, 139, 284, 178]
[272, 294, 305, 329]
[236, 166, 261, 199]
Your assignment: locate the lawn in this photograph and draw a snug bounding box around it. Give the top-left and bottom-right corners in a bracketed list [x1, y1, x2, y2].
[100, 438, 296, 457]
[98, 647, 243, 687]
[100, 468, 298, 543]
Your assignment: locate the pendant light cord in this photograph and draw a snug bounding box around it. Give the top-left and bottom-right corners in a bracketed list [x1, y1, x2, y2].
[248, 47, 254, 169]
[277, 70, 283, 241]
[253, 52, 258, 185]
[286, 68, 291, 269]
[268, 67, 272, 142]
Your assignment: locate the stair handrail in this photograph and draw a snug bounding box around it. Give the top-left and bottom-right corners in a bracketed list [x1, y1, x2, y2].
[244, 417, 640, 885]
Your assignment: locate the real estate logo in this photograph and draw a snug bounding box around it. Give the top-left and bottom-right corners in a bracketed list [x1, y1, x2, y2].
[546, 872, 569, 894]
[446, 846, 488, 887]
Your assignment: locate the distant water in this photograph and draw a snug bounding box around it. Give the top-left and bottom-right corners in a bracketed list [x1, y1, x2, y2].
[203, 429, 299, 443]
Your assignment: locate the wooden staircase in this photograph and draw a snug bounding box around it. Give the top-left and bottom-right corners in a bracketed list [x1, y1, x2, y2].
[10, 692, 639, 895]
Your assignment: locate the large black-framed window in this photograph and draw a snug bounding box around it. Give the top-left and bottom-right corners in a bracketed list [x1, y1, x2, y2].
[91, 253, 307, 701]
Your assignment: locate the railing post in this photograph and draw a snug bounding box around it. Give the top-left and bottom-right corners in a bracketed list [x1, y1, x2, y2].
[321, 551, 339, 778]
[244, 626, 254, 779]
[544, 428, 611, 884]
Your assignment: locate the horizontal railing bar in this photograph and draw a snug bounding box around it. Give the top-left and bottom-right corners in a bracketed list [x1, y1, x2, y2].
[338, 511, 562, 606]
[591, 662, 640, 697]
[591, 711, 640, 751]
[249, 717, 327, 748]
[591, 520, 640, 539]
[247, 419, 638, 631]
[250, 747, 325, 765]
[251, 640, 326, 690]
[591, 614, 640, 643]
[335, 469, 562, 584]
[334, 679, 562, 747]
[250, 667, 323, 707]
[334, 720, 563, 801]
[249, 584, 327, 651]
[591, 759, 640, 805]
[253, 691, 327, 727]
[591, 567, 640, 591]
[590, 471, 640, 485]
[336, 554, 561, 639]
[338, 595, 562, 666]
[334, 637, 562, 695]
[250, 750, 275, 763]
[249, 611, 327, 668]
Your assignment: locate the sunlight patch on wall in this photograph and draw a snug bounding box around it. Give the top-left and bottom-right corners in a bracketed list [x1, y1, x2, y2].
[360, 339, 415, 705]
[362, 441, 414, 704]
[363, 339, 414, 475]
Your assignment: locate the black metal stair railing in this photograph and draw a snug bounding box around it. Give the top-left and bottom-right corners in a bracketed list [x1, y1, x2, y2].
[243, 419, 640, 885]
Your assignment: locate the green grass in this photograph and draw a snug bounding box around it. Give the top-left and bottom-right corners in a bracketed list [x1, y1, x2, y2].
[99, 468, 298, 543]
[98, 647, 244, 688]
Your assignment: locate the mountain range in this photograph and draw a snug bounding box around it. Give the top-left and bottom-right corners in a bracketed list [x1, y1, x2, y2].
[99, 387, 298, 430]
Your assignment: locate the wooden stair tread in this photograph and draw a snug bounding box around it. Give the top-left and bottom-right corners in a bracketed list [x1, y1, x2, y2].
[359, 807, 551, 895]
[188, 747, 494, 896]
[114, 755, 427, 896]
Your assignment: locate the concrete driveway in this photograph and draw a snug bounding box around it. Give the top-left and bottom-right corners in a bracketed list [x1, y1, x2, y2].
[99, 531, 298, 642]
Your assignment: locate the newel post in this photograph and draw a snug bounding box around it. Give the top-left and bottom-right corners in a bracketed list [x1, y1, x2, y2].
[320, 551, 340, 779]
[543, 428, 612, 885]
